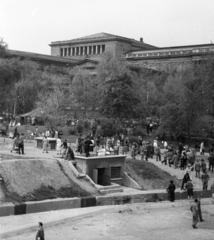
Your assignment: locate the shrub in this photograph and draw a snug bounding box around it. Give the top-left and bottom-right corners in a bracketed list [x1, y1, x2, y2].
[68, 128, 77, 135]
[76, 123, 83, 134]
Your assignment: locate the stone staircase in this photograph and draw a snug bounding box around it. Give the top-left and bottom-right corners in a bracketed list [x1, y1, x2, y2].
[96, 182, 123, 195]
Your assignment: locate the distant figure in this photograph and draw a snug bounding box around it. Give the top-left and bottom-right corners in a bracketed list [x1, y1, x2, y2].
[186, 180, 194, 200]
[195, 160, 201, 178]
[84, 136, 92, 157]
[197, 195, 204, 222]
[190, 199, 199, 229]
[36, 222, 45, 240]
[56, 137, 62, 155]
[167, 180, 176, 202]
[201, 159, 207, 173]
[181, 172, 191, 191]
[208, 153, 214, 172]
[211, 181, 214, 198]
[18, 133, 25, 155]
[200, 142, 205, 155]
[42, 136, 49, 153]
[64, 145, 75, 160]
[201, 170, 210, 191]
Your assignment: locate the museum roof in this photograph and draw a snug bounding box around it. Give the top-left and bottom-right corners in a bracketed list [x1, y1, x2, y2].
[6, 49, 79, 66]
[50, 32, 157, 49]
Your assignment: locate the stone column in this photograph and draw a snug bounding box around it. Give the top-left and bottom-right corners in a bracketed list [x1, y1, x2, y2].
[74, 47, 76, 56]
[87, 46, 90, 55]
[95, 45, 98, 54]
[83, 46, 85, 56]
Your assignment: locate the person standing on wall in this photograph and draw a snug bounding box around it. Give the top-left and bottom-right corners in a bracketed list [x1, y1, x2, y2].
[167, 180, 176, 202]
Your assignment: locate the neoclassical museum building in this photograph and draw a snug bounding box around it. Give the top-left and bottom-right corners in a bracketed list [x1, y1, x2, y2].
[6, 32, 214, 73]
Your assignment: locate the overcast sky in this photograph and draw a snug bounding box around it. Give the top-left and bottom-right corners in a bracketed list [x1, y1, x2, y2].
[1, 0, 214, 55]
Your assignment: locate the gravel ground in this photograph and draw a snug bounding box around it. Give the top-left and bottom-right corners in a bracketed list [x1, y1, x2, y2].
[2, 200, 214, 240]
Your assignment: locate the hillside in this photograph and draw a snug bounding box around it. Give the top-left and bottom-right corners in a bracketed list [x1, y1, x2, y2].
[125, 158, 181, 190]
[0, 158, 100, 202]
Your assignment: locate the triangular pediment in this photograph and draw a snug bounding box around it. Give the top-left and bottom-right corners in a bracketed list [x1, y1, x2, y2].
[71, 32, 116, 41]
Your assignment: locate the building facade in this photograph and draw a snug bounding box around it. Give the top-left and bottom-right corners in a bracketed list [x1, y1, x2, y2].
[49, 32, 157, 61]
[50, 32, 214, 73]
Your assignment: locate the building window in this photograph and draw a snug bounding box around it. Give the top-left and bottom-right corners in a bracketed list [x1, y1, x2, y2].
[111, 167, 121, 179]
[60, 48, 63, 56]
[102, 45, 105, 53]
[72, 48, 75, 56]
[89, 46, 92, 54]
[68, 48, 71, 56]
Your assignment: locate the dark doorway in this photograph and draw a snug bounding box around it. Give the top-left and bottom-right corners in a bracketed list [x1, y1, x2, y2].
[97, 168, 105, 185]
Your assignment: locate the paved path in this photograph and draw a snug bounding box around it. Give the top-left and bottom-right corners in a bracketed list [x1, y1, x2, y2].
[1, 199, 214, 240]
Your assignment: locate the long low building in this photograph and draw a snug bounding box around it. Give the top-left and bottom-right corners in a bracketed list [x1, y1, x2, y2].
[5, 32, 214, 73]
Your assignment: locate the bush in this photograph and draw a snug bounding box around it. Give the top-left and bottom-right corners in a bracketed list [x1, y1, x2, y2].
[133, 126, 146, 137]
[68, 128, 77, 135]
[100, 119, 117, 137]
[76, 123, 84, 134]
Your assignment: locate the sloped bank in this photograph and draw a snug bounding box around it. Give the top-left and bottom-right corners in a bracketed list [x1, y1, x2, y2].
[125, 158, 181, 190]
[0, 158, 100, 202]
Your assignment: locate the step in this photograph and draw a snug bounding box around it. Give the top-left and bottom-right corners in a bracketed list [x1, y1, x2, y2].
[99, 188, 123, 195]
[98, 184, 122, 191]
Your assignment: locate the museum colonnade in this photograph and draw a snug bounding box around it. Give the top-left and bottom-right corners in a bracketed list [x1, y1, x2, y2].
[60, 44, 105, 57]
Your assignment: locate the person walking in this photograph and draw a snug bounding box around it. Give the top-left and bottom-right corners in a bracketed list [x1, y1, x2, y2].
[18, 133, 25, 155]
[11, 135, 19, 153]
[167, 180, 176, 202]
[155, 145, 161, 161]
[42, 136, 49, 153]
[201, 159, 207, 173]
[197, 195, 204, 222]
[201, 170, 210, 191]
[36, 222, 45, 240]
[167, 149, 173, 167]
[190, 199, 199, 229]
[195, 160, 201, 178]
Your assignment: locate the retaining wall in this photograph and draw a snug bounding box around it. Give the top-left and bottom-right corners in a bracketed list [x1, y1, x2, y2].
[1, 190, 212, 217]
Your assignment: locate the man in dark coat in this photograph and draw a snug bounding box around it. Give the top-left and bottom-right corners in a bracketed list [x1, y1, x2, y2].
[36, 222, 45, 240]
[167, 180, 176, 202]
[84, 136, 92, 157]
[208, 153, 214, 172]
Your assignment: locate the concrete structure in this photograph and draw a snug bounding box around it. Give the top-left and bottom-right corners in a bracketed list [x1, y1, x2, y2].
[75, 155, 126, 186]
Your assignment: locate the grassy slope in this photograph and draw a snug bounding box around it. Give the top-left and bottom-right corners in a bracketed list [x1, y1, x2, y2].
[125, 158, 181, 190]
